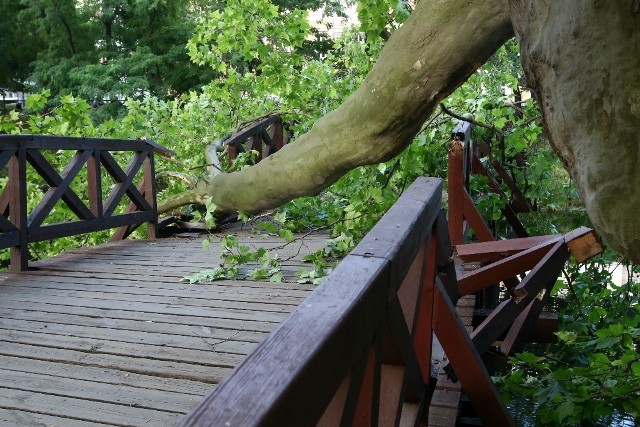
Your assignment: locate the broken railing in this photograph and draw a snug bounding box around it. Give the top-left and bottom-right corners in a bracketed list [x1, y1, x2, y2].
[179, 177, 515, 427]
[447, 120, 602, 356]
[224, 114, 291, 164]
[0, 135, 171, 271]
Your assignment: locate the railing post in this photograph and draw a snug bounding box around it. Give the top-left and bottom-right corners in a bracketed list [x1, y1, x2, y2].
[448, 139, 465, 246]
[9, 148, 28, 271]
[87, 149, 103, 218]
[144, 148, 158, 239]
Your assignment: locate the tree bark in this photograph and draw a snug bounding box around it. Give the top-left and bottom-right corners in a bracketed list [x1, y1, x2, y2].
[511, 0, 640, 261]
[158, 0, 514, 214]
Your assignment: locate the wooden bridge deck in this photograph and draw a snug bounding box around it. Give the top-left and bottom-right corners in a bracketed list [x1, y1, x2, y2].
[0, 228, 328, 426]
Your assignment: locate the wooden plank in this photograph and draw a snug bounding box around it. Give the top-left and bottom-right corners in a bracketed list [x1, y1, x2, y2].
[513, 240, 569, 299]
[0, 318, 261, 353]
[351, 177, 442, 285]
[0, 341, 230, 383]
[0, 286, 302, 312]
[28, 211, 155, 243]
[454, 234, 561, 262]
[0, 368, 197, 414]
[501, 294, 547, 356]
[1, 300, 280, 333]
[0, 410, 107, 427]
[0, 354, 211, 396]
[448, 141, 465, 245]
[7, 273, 313, 299]
[0, 329, 248, 364]
[2, 135, 149, 151]
[0, 294, 290, 324]
[0, 309, 267, 344]
[9, 148, 28, 271]
[0, 387, 183, 426]
[461, 188, 494, 242]
[563, 226, 603, 262]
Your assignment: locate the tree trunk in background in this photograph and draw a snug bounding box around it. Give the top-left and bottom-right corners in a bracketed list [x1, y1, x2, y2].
[159, 0, 513, 213]
[511, 0, 640, 261]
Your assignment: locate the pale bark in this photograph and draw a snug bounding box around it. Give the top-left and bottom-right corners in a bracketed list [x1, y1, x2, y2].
[511, 0, 640, 260]
[158, 0, 513, 214]
[159, 0, 640, 261]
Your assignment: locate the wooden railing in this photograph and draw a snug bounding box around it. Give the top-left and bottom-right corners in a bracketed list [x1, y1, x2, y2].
[0, 135, 170, 271]
[224, 115, 292, 164]
[179, 177, 515, 427]
[447, 121, 533, 246]
[447, 121, 602, 357]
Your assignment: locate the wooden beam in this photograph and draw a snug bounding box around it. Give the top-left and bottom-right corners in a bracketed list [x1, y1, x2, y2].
[462, 189, 494, 242]
[457, 236, 562, 296]
[9, 149, 28, 271]
[454, 234, 561, 262]
[470, 240, 569, 354]
[448, 140, 465, 245]
[563, 226, 603, 262]
[433, 278, 514, 427]
[501, 289, 550, 356]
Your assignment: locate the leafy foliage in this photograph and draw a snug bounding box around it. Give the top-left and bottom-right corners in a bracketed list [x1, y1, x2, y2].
[497, 253, 640, 426]
[184, 235, 283, 283]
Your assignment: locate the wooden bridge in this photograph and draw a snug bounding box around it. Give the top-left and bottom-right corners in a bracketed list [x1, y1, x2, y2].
[0, 131, 601, 426]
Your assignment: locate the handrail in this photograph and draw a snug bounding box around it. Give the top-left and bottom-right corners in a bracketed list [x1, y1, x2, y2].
[0, 134, 169, 271]
[179, 177, 514, 426]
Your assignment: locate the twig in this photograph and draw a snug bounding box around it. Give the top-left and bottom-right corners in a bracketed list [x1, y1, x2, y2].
[187, 162, 224, 173]
[520, 114, 542, 128]
[381, 159, 400, 190]
[272, 212, 370, 254]
[440, 103, 505, 138]
[417, 109, 444, 135]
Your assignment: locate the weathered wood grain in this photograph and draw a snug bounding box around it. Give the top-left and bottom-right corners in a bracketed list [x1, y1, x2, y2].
[0, 229, 325, 426]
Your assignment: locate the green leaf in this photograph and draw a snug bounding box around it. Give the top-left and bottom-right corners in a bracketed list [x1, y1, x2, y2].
[269, 272, 283, 283]
[558, 400, 575, 423]
[279, 229, 295, 243]
[515, 352, 541, 363]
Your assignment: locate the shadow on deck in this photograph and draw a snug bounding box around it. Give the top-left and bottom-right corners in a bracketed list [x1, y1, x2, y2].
[0, 229, 328, 426]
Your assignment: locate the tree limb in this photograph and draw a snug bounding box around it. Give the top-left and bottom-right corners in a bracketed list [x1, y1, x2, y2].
[170, 0, 513, 216]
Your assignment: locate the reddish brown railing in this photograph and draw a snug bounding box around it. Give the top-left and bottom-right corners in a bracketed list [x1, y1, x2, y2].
[447, 121, 533, 246]
[447, 121, 602, 357]
[179, 177, 515, 427]
[0, 135, 170, 271]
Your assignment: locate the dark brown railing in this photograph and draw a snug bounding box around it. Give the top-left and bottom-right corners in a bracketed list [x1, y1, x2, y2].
[179, 177, 515, 427]
[0, 135, 170, 271]
[224, 115, 291, 164]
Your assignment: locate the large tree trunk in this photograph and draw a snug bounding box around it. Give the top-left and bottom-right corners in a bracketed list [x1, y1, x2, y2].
[159, 0, 514, 213]
[160, 0, 640, 262]
[511, 0, 640, 261]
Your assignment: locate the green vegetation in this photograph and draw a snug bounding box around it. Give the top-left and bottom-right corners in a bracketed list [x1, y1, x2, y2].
[1, 1, 638, 425]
